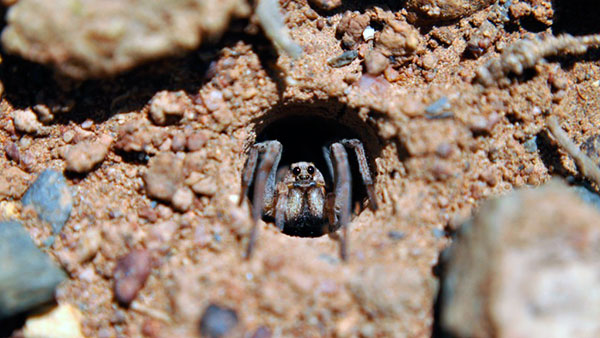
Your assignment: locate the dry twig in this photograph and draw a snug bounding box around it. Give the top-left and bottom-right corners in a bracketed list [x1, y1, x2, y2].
[476, 34, 600, 87]
[256, 0, 303, 59]
[547, 115, 600, 187]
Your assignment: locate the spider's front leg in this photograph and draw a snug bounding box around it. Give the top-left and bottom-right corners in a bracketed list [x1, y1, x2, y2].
[328, 142, 352, 261]
[339, 139, 378, 210]
[327, 139, 378, 260]
[240, 140, 282, 258]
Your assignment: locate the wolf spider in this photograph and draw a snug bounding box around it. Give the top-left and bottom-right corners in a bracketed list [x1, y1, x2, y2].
[239, 138, 378, 260]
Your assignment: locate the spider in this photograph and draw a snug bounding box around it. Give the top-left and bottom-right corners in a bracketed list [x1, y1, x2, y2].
[239, 138, 378, 260]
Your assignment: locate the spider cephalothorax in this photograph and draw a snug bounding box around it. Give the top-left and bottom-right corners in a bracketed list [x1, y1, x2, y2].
[239, 138, 378, 260]
[273, 162, 329, 236]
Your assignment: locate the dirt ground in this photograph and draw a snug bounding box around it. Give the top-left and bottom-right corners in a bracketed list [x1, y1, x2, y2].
[1, 0, 600, 337]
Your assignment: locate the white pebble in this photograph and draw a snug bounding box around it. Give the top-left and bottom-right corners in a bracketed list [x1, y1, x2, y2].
[363, 26, 375, 41]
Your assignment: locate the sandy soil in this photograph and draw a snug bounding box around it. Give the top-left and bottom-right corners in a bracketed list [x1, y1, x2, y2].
[1, 0, 599, 337]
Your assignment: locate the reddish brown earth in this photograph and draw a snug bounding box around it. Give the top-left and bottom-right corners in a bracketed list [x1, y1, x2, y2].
[1, 0, 599, 337]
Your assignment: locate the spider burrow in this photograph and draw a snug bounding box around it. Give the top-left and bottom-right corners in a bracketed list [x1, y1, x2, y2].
[239, 138, 378, 261]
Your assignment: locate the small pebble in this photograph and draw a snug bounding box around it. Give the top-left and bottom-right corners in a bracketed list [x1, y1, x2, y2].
[469, 112, 501, 134]
[186, 132, 208, 151]
[432, 228, 446, 239]
[523, 137, 538, 153]
[143, 152, 184, 202]
[435, 143, 454, 158]
[80, 119, 94, 130]
[199, 304, 239, 338]
[171, 133, 187, 152]
[425, 97, 450, 116]
[383, 67, 400, 82]
[4, 142, 20, 163]
[138, 205, 159, 222]
[191, 177, 217, 196]
[364, 50, 389, 75]
[13, 108, 43, 134]
[549, 72, 568, 91]
[63, 135, 112, 173]
[251, 326, 272, 338]
[316, 18, 325, 30]
[172, 186, 194, 212]
[141, 318, 162, 338]
[113, 250, 152, 305]
[308, 0, 341, 10]
[32, 104, 54, 123]
[327, 50, 358, 68]
[303, 7, 318, 20]
[362, 26, 375, 41]
[62, 130, 75, 143]
[388, 230, 405, 240]
[21, 169, 73, 234]
[149, 90, 191, 125]
[421, 53, 438, 70]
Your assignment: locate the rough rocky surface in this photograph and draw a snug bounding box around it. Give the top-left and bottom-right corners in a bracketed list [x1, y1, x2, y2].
[1, 0, 251, 78]
[0, 221, 66, 319]
[440, 180, 600, 337]
[0, 0, 598, 336]
[21, 170, 72, 234]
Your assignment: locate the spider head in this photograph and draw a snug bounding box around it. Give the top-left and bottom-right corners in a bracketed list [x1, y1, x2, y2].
[288, 162, 324, 188]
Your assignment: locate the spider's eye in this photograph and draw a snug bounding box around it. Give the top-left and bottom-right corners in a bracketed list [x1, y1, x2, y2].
[292, 167, 301, 176]
[307, 166, 315, 175]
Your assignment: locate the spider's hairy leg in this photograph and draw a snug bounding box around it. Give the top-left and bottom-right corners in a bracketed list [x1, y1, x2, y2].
[239, 146, 259, 206]
[322, 146, 335, 182]
[274, 181, 288, 231]
[340, 139, 378, 210]
[330, 142, 352, 261]
[245, 140, 282, 259]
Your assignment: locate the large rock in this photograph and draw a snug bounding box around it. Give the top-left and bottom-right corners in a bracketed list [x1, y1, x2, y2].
[1, 0, 250, 79]
[0, 221, 66, 319]
[21, 169, 72, 234]
[440, 180, 600, 337]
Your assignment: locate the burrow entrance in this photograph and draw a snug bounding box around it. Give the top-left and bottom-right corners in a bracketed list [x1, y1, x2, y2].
[246, 100, 383, 237]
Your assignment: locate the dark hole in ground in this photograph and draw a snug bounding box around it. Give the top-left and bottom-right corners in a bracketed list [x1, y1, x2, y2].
[246, 101, 382, 237]
[553, 0, 600, 35]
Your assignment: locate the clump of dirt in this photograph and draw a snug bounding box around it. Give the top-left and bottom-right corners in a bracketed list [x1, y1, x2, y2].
[1, 0, 600, 337]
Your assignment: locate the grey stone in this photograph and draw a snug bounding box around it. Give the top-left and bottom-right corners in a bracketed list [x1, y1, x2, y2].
[0, 221, 66, 319]
[425, 97, 449, 115]
[21, 169, 72, 234]
[199, 304, 239, 338]
[523, 136, 538, 153]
